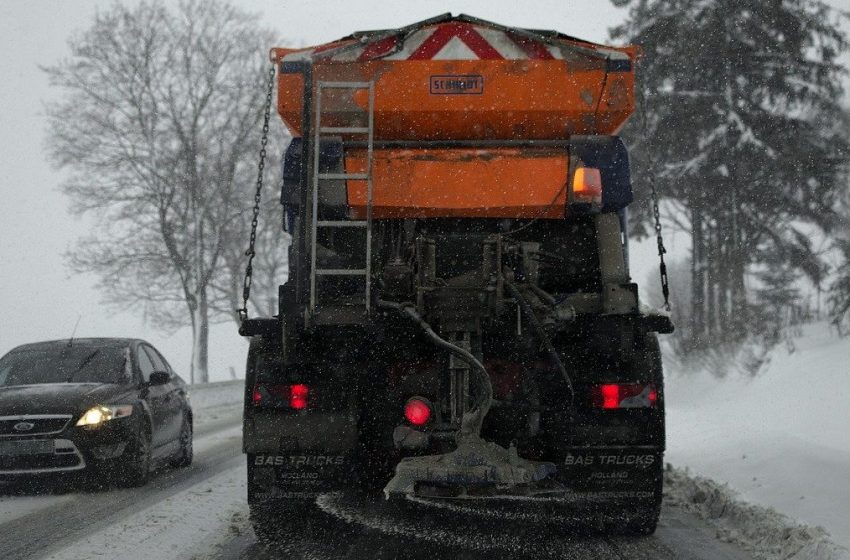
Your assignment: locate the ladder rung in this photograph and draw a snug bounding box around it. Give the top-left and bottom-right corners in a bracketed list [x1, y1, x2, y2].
[318, 173, 369, 180]
[316, 269, 368, 276]
[320, 126, 370, 134]
[316, 220, 368, 228]
[319, 81, 372, 89]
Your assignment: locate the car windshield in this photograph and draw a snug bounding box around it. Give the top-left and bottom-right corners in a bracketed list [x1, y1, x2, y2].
[0, 345, 130, 386]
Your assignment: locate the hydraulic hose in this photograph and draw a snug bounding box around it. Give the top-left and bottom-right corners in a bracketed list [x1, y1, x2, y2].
[376, 299, 492, 436]
[502, 277, 575, 405]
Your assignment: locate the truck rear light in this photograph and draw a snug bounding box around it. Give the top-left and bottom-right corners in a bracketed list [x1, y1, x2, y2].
[289, 384, 309, 410]
[252, 383, 310, 410]
[572, 167, 603, 205]
[591, 383, 657, 409]
[404, 397, 432, 426]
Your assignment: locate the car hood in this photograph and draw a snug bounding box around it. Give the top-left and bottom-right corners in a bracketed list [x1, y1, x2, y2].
[0, 383, 135, 417]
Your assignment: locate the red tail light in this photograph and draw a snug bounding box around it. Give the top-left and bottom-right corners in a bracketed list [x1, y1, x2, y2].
[404, 397, 432, 426]
[591, 383, 657, 409]
[289, 384, 309, 410]
[252, 383, 310, 410]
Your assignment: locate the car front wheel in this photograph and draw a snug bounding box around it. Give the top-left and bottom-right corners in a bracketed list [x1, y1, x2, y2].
[171, 414, 193, 468]
[118, 422, 151, 487]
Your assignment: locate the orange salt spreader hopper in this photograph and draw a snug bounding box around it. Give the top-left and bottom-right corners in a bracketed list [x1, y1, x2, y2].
[271, 13, 639, 219]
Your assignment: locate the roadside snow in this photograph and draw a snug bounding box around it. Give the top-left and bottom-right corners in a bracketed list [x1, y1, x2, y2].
[665, 465, 850, 560]
[189, 380, 244, 412]
[666, 321, 850, 553]
[190, 380, 243, 432]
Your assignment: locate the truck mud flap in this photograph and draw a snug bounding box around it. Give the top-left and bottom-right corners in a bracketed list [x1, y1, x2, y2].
[556, 446, 663, 502]
[248, 452, 354, 502]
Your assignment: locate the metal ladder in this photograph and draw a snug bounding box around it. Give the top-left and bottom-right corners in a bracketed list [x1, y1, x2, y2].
[309, 81, 375, 317]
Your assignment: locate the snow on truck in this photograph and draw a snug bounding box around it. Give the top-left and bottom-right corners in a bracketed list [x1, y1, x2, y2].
[237, 13, 673, 539]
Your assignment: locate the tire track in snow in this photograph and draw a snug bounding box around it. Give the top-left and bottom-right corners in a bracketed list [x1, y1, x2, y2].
[224, 493, 752, 560]
[313, 492, 647, 560]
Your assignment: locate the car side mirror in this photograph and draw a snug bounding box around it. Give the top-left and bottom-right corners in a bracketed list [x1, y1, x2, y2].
[148, 370, 171, 386]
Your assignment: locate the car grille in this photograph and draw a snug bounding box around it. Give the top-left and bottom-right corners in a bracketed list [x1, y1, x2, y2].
[0, 453, 82, 471]
[0, 415, 72, 437]
[0, 438, 85, 474]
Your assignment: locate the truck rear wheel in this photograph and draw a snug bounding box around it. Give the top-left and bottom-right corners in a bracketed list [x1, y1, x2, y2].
[247, 459, 310, 544]
[624, 497, 662, 535]
[606, 332, 664, 535]
[552, 331, 665, 535]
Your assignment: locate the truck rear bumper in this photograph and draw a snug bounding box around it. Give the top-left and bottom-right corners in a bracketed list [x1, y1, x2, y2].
[245, 412, 360, 503]
[243, 412, 358, 454]
[556, 445, 663, 501]
[248, 452, 355, 502]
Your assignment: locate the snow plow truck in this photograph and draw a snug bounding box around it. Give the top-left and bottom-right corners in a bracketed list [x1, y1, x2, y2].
[239, 13, 673, 539]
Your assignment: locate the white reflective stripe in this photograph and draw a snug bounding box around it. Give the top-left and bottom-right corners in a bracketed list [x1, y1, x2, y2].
[431, 37, 479, 60]
[383, 28, 432, 60]
[548, 43, 600, 64]
[290, 24, 629, 64]
[330, 45, 365, 62]
[282, 49, 316, 62]
[475, 27, 528, 59]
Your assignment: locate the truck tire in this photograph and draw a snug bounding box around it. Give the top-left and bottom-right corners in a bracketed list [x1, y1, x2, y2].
[610, 332, 665, 535]
[554, 331, 665, 535]
[247, 460, 315, 544]
[624, 496, 662, 535]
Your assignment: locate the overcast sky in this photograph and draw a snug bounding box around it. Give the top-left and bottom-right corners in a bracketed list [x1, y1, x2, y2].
[1, 0, 848, 380]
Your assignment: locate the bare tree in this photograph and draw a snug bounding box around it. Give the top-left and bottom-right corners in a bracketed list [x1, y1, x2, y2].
[212, 151, 291, 321]
[45, 0, 284, 383]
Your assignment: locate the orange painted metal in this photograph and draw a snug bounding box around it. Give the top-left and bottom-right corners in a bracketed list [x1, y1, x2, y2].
[276, 59, 635, 140]
[271, 18, 637, 219]
[344, 148, 568, 219]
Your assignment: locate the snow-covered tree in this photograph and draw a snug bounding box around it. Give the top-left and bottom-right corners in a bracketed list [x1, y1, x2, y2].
[45, 0, 285, 382]
[829, 173, 850, 333]
[612, 0, 849, 352]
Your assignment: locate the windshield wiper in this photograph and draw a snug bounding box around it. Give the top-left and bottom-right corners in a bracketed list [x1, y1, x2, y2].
[66, 349, 100, 382]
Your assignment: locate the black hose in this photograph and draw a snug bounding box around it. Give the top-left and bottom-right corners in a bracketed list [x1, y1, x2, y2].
[502, 277, 575, 405]
[376, 299, 492, 422]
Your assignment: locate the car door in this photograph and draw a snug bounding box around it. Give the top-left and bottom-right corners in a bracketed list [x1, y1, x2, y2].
[137, 344, 171, 450]
[144, 345, 184, 445]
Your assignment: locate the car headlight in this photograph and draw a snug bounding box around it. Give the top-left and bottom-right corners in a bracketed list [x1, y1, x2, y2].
[76, 405, 134, 427]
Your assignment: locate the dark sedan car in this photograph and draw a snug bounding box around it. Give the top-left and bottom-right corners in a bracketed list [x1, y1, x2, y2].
[0, 338, 192, 486]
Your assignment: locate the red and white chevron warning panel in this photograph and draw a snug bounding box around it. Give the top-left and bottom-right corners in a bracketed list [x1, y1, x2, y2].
[278, 14, 629, 64]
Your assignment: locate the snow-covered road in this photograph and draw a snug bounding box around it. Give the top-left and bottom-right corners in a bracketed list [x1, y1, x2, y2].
[0, 381, 246, 560]
[13, 366, 849, 560]
[0, 379, 760, 560]
[213, 491, 752, 560]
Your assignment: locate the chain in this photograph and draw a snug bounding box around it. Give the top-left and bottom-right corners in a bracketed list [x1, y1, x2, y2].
[238, 65, 276, 323]
[649, 167, 671, 311]
[639, 86, 671, 311]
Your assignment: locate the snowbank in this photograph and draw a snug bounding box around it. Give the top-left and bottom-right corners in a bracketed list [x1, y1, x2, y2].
[188, 379, 244, 411]
[666, 321, 850, 552]
[665, 465, 850, 560]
